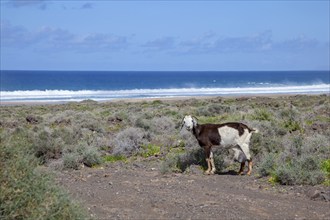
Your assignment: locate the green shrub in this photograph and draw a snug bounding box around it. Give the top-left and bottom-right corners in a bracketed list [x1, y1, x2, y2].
[140, 144, 161, 158]
[257, 153, 277, 177]
[32, 128, 64, 163]
[0, 131, 86, 220]
[73, 112, 104, 132]
[135, 117, 151, 130]
[321, 159, 330, 186]
[273, 155, 325, 185]
[103, 154, 127, 163]
[160, 153, 181, 174]
[63, 143, 102, 169]
[196, 103, 230, 117]
[63, 152, 82, 170]
[251, 108, 273, 121]
[82, 145, 102, 167]
[321, 159, 330, 174]
[282, 119, 301, 133]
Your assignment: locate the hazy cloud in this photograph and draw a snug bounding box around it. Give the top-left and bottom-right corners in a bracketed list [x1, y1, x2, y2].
[1, 21, 326, 57]
[275, 36, 319, 51]
[81, 3, 93, 9]
[142, 37, 176, 52]
[0, 21, 128, 53]
[178, 30, 273, 54]
[142, 30, 325, 55]
[5, 0, 48, 10]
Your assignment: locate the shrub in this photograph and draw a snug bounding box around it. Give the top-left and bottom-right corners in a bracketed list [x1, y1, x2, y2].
[150, 116, 175, 134]
[257, 153, 277, 177]
[196, 103, 230, 117]
[321, 159, 330, 174]
[179, 129, 199, 149]
[111, 127, 147, 156]
[0, 130, 86, 219]
[140, 144, 161, 158]
[282, 119, 301, 133]
[321, 159, 330, 186]
[73, 112, 104, 132]
[273, 155, 325, 185]
[103, 154, 127, 163]
[63, 142, 102, 169]
[177, 148, 207, 172]
[63, 152, 82, 170]
[32, 128, 64, 163]
[272, 165, 297, 185]
[160, 153, 181, 174]
[301, 134, 329, 156]
[251, 108, 273, 121]
[82, 145, 102, 167]
[160, 147, 226, 174]
[135, 117, 151, 130]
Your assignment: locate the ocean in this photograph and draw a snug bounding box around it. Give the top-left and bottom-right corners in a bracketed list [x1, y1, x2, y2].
[1, 70, 329, 103]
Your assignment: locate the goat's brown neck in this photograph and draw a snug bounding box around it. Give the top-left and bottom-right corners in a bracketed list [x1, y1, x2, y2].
[192, 124, 201, 138]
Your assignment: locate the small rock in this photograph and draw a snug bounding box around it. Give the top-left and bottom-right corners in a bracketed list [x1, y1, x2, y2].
[26, 115, 39, 124]
[321, 192, 330, 202]
[310, 190, 321, 199]
[308, 189, 330, 202]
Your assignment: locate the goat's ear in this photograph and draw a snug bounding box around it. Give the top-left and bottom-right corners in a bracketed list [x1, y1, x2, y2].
[192, 116, 198, 125]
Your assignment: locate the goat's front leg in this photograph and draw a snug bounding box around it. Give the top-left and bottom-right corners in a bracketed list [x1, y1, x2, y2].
[210, 151, 216, 174]
[204, 146, 214, 175]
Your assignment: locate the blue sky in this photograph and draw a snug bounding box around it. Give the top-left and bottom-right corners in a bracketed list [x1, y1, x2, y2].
[1, 0, 329, 71]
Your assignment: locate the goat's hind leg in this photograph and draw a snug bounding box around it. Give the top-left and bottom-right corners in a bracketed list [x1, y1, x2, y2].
[204, 147, 213, 175]
[238, 162, 245, 175]
[239, 143, 253, 175]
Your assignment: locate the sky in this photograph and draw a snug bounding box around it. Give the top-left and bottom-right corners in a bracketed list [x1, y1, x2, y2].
[0, 0, 329, 71]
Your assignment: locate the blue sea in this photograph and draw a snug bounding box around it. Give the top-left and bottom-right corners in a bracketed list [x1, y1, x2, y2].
[1, 70, 329, 103]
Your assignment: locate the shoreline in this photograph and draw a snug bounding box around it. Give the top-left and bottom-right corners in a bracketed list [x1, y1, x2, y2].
[1, 93, 329, 106]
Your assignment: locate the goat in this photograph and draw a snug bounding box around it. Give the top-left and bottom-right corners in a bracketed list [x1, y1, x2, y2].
[181, 115, 258, 175]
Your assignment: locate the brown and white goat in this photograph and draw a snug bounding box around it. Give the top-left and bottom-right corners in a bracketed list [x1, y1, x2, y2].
[181, 115, 258, 175]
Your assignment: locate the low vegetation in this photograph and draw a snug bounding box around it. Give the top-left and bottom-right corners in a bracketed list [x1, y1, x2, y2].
[1, 95, 329, 218]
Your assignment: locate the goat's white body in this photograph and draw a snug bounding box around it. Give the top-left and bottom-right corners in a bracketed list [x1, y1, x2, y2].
[218, 126, 252, 160]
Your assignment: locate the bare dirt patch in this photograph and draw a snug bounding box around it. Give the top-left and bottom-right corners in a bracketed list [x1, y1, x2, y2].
[56, 160, 330, 219]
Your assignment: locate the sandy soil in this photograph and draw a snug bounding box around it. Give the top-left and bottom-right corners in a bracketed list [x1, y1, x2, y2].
[56, 159, 330, 220]
[0, 93, 303, 106]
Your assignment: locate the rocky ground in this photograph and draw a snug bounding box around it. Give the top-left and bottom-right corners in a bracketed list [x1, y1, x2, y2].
[56, 159, 330, 220]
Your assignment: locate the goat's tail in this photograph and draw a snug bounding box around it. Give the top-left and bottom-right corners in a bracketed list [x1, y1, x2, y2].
[251, 128, 259, 134]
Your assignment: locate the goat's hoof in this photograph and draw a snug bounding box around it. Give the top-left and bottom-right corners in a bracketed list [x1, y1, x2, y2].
[247, 172, 251, 176]
[210, 170, 216, 175]
[205, 171, 211, 175]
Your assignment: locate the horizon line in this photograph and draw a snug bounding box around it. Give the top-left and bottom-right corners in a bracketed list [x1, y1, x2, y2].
[1, 69, 329, 72]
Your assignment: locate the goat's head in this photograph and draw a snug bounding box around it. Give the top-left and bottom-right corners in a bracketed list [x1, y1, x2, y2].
[181, 115, 198, 131]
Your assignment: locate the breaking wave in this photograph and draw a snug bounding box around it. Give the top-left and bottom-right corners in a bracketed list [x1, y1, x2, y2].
[1, 84, 329, 103]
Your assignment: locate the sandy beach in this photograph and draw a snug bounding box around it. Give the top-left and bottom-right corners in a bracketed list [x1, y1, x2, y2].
[1, 92, 327, 106]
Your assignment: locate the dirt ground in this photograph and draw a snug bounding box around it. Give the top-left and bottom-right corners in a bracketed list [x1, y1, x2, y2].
[56, 160, 330, 220]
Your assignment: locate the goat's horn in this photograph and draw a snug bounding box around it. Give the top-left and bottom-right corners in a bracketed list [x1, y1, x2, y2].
[180, 117, 185, 130]
[192, 116, 199, 122]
